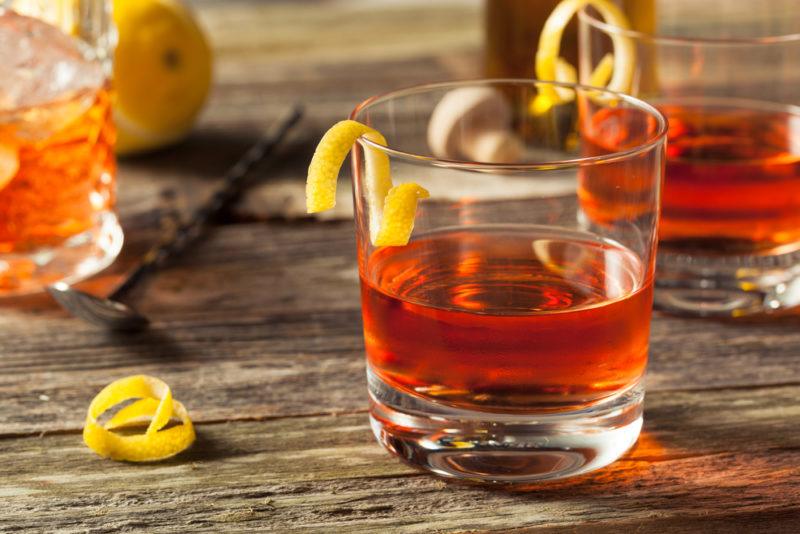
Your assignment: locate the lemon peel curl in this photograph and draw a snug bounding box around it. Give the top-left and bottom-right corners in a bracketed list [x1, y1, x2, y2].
[83, 375, 195, 462]
[532, 0, 634, 113]
[306, 120, 428, 246]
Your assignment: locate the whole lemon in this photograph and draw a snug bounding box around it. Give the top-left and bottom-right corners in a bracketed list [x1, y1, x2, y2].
[112, 0, 213, 155]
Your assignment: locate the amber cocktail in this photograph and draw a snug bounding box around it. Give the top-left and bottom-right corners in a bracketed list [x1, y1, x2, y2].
[0, 8, 121, 295]
[579, 1, 800, 316]
[362, 227, 652, 411]
[659, 102, 800, 250]
[348, 80, 665, 483]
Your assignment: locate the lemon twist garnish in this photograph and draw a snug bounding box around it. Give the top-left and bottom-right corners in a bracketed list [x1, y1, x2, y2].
[307, 120, 428, 246]
[533, 0, 634, 113]
[588, 53, 615, 88]
[375, 183, 430, 247]
[83, 375, 195, 462]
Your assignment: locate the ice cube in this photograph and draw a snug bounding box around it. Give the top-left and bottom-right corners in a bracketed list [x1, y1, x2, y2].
[0, 10, 104, 138]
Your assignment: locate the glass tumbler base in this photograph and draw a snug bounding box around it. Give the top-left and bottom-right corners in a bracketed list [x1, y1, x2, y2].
[655, 247, 800, 317]
[368, 369, 644, 484]
[0, 212, 123, 297]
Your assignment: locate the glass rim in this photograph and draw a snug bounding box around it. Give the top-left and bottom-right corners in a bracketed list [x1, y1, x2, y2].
[578, 8, 800, 46]
[349, 78, 667, 171]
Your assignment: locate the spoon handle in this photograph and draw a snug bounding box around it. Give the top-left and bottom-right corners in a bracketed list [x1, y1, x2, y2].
[110, 105, 304, 300]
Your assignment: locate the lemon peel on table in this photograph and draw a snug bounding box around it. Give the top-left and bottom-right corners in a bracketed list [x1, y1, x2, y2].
[306, 120, 429, 247]
[83, 375, 195, 462]
[532, 0, 634, 113]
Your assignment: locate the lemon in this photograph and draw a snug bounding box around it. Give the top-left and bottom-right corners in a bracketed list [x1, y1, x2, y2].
[112, 0, 213, 155]
[533, 0, 634, 111]
[306, 120, 428, 247]
[83, 375, 196, 462]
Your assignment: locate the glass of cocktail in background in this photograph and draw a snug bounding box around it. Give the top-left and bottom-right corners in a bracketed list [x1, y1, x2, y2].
[579, 0, 800, 316]
[0, 1, 120, 295]
[350, 80, 665, 483]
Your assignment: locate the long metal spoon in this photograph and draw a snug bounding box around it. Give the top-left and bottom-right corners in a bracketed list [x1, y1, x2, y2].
[48, 106, 304, 330]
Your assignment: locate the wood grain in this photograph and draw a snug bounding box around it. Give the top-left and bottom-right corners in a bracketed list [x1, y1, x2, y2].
[2, 0, 799, 531]
[2, 384, 798, 532]
[1, 222, 799, 438]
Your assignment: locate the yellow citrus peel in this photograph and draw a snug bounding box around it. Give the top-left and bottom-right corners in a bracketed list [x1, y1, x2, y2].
[375, 183, 430, 247]
[83, 375, 195, 462]
[588, 53, 615, 88]
[532, 0, 634, 113]
[307, 119, 428, 246]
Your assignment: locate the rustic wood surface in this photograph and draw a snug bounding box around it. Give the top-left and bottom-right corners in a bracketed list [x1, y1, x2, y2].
[2, 0, 799, 532]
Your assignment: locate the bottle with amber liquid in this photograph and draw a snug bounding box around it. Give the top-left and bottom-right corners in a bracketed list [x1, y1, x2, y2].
[485, 0, 577, 79]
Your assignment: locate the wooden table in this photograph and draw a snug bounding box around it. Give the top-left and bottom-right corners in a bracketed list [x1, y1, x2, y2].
[2, 1, 799, 531]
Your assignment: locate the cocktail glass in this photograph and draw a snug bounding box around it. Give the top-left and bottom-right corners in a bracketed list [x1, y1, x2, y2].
[0, 1, 121, 295]
[579, 0, 800, 316]
[350, 80, 666, 483]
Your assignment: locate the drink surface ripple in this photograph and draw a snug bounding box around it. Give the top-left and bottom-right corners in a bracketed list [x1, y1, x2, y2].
[360, 225, 652, 411]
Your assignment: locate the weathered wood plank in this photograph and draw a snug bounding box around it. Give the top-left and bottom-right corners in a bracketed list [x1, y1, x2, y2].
[508, 511, 800, 534]
[2, 384, 798, 532]
[2, 1, 799, 530]
[1, 222, 799, 436]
